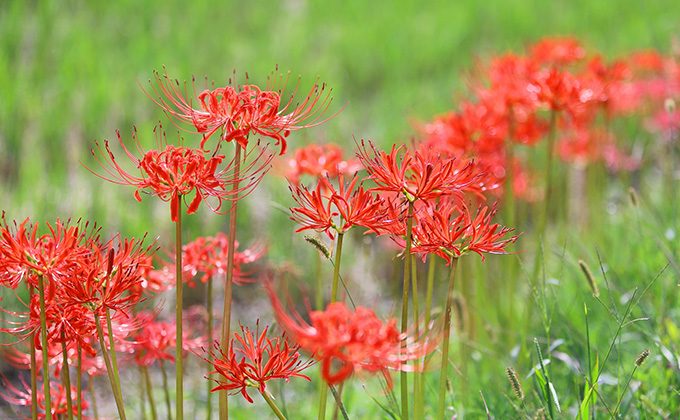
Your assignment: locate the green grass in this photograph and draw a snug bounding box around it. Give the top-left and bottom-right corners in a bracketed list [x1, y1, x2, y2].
[1, 0, 679, 418]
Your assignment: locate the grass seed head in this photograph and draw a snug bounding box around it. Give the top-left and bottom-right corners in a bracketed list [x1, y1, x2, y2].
[578, 259, 600, 297]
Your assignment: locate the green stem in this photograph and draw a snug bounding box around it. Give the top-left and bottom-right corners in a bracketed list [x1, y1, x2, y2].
[411, 255, 423, 420]
[138, 365, 147, 420]
[319, 231, 346, 420]
[315, 249, 323, 310]
[206, 275, 213, 420]
[142, 365, 158, 420]
[160, 360, 173, 420]
[37, 276, 52, 420]
[29, 285, 38, 420]
[437, 257, 459, 420]
[260, 389, 287, 420]
[329, 385, 350, 420]
[330, 232, 344, 303]
[60, 332, 74, 420]
[89, 377, 99, 420]
[77, 344, 82, 420]
[424, 256, 436, 328]
[220, 142, 242, 420]
[94, 312, 126, 420]
[105, 308, 124, 407]
[613, 365, 639, 417]
[175, 195, 184, 420]
[400, 202, 415, 420]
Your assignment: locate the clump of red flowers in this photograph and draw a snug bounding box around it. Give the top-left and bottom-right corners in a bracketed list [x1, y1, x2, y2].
[267, 286, 436, 386]
[205, 323, 312, 403]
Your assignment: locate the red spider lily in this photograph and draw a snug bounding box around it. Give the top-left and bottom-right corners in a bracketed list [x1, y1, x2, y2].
[530, 37, 586, 66]
[0, 376, 87, 420]
[356, 140, 480, 204]
[581, 56, 639, 116]
[289, 174, 385, 238]
[266, 287, 436, 386]
[205, 323, 312, 403]
[180, 233, 265, 287]
[90, 129, 262, 222]
[149, 71, 334, 153]
[412, 200, 517, 264]
[0, 217, 94, 289]
[58, 236, 154, 318]
[131, 311, 206, 367]
[529, 67, 586, 116]
[285, 143, 361, 184]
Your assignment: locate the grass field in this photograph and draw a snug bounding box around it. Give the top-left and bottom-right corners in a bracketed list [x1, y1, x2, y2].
[1, 1, 679, 419]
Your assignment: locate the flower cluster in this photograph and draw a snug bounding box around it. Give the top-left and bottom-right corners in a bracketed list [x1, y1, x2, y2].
[206, 323, 312, 403]
[418, 37, 678, 200]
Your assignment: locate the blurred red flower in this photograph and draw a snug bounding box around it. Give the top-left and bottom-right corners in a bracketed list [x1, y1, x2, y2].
[267, 287, 436, 386]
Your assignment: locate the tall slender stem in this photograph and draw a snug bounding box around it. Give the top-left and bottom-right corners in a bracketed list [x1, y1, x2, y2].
[319, 231, 346, 420]
[330, 232, 344, 303]
[94, 312, 126, 420]
[411, 255, 423, 420]
[77, 344, 82, 420]
[160, 360, 173, 420]
[424, 256, 436, 328]
[29, 285, 38, 420]
[105, 308, 123, 406]
[37, 276, 52, 420]
[175, 195, 184, 420]
[329, 385, 350, 420]
[60, 332, 74, 420]
[220, 142, 242, 420]
[401, 201, 415, 420]
[532, 110, 558, 286]
[142, 365, 158, 420]
[89, 378, 99, 420]
[138, 365, 147, 420]
[260, 389, 286, 420]
[206, 275, 213, 420]
[437, 257, 459, 420]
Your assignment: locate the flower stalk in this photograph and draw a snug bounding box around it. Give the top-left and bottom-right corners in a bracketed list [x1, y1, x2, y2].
[220, 142, 243, 420]
[94, 312, 126, 420]
[60, 331, 74, 420]
[37, 275, 52, 420]
[175, 194, 184, 420]
[260, 389, 286, 420]
[437, 257, 459, 419]
[400, 201, 415, 420]
[142, 365, 158, 420]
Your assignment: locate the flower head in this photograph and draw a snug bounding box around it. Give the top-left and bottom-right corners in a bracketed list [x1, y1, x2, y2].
[289, 174, 385, 238]
[206, 323, 312, 403]
[285, 143, 361, 184]
[356, 140, 480, 204]
[267, 287, 436, 386]
[180, 233, 265, 287]
[149, 71, 335, 153]
[89, 129, 265, 222]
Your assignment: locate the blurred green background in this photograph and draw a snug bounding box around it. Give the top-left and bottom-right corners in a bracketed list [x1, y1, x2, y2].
[1, 0, 678, 239]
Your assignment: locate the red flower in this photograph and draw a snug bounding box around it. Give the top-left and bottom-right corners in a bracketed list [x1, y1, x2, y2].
[285, 143, 361, 184]
[0, 377, 87, 420]
[412, 200, 517, 264]
[0, 217, 92, 289]
[206, 323, 312, 403]
[289, 174, 385, 238]
[89, 130, 265, 222]
[149, 71, 334, 153]
[530, 37, 586, 66]
[180, 233, 265, 287]
[267, 287, 436, 386]
[356, 140, 479, 204]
